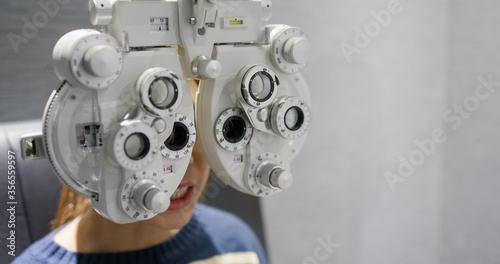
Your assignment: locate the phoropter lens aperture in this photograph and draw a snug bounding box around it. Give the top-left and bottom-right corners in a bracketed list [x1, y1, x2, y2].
[223, 116, 247, 144]
[149, 77, 178, 110]
[164, 122, 189, 151]
[284, 106, 305, 131]
[124, 133, 150, 160]
[249, 72, 274, 102]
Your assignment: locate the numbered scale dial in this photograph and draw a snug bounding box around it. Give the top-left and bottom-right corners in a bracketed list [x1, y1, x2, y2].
[160, 113, 196, 159]
[120, 170, 169, 220]
[270, 26, 311, 73]
[53, 29, 123, 89]
[137, 68, 184, 116]
[247, 152, 293, 196]
[238, 64, 279, 108]
[215, 108, 253, 151]
[112, 121, 159, 171]
[270, 97, 311, 139]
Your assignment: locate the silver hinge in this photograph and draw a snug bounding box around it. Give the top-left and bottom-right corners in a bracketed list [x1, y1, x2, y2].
[20, 132, 46, 160]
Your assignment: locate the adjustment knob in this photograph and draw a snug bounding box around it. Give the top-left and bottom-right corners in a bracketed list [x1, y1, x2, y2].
[52, 29, 122, 89]
[283, 37, 311, 65]
[83, 45, 121, 78]
[257, 162, 293, 190]
[88, 0, 114, 26]
[144, 189, 170, 213]
[192, 56, 222, 79]
[132, 180, 170, 213]
[269, 168, 293, 190]
[270, 26, 310, 73]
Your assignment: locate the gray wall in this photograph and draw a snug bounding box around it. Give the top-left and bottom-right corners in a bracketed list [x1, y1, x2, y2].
[1, 0, 500, 264]
[263, 0, 449, 263]
[440, 1, 500, 263]
[0, 0, 90, 122]
[263, 0, 500, 263]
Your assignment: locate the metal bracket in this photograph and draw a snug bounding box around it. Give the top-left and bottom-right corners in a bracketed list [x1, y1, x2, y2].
[20, 132, 46, 160]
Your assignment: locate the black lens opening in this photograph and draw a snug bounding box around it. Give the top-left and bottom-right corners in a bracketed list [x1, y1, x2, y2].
[164, 122, 189, 151]
[223, 116, 247, 143]
[284, 106, 305, 131]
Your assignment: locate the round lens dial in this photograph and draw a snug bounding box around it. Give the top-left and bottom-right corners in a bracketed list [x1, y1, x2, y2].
[160, 114, 196, 159]
[149, 77, 178, 109]
[215, 108, 253, 151]
[237, 65, 279, 108]
[138, 68, 184, 116]
[112, 121, 158, 171]
[271, 97, 311, 139]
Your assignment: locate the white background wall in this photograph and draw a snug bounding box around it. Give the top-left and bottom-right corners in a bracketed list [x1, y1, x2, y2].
[1, 0, 500, 263]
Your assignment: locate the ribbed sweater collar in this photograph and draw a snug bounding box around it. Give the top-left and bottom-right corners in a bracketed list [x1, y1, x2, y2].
[32, 209, 203, 264]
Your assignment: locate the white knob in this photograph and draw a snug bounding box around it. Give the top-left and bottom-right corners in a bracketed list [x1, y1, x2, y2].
[257, 108, 269, 122]
[88, 0, 114, 26]
[270, 168, 293, 190]
[83, 45, 120, 78]
[133, 181, 170, 213]
[153, 118, 167, 134]
[258, 162, 293, 190]
[283, 37, 311, 65]
[144, 189, 170, 213]
[193, 57, 222, 79]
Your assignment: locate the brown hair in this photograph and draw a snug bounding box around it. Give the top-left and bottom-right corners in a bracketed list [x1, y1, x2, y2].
[51, 185, 92, 230]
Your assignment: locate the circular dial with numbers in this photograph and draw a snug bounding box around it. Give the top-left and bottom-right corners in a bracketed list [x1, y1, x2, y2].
[270, 96, 311, 139]
[137, 67, 184, 116]
[237, 64, 279, 108]
[270, 26, 311, 73]
[70, 32, 123, 89]
[214, 108, 253, 151]
[160, 113, 196, 159]
[112, 120, 159, 171]
[120, 170, 169, 220]
[246, 152, 292, 196]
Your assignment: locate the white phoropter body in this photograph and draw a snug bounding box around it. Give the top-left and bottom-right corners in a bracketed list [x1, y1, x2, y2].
[196, 34, 311, 196]
[21, 0, 312, 224]
[46, 35, 195, 223]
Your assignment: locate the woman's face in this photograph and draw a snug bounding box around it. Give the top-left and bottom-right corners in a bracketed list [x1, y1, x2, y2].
[145, 80, 211, 230]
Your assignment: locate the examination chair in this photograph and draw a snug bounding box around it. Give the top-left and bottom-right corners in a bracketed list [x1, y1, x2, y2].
[0, 119, 266, 263]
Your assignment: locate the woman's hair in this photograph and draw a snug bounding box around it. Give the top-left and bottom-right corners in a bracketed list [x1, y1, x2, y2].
[51, 185, 92, 230]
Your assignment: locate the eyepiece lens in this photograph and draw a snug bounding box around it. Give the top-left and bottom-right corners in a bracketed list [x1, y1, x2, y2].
[124, 133, 150, 160]
[249, 72, 273, 102]
[149, 78, 178, 109]
[284, 106, 304, 131]
[164, 122, 189, 151]
[223, 116, 247, 143]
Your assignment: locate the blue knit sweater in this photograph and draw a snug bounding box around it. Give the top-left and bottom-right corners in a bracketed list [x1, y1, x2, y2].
[12, 204, 267, 264]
